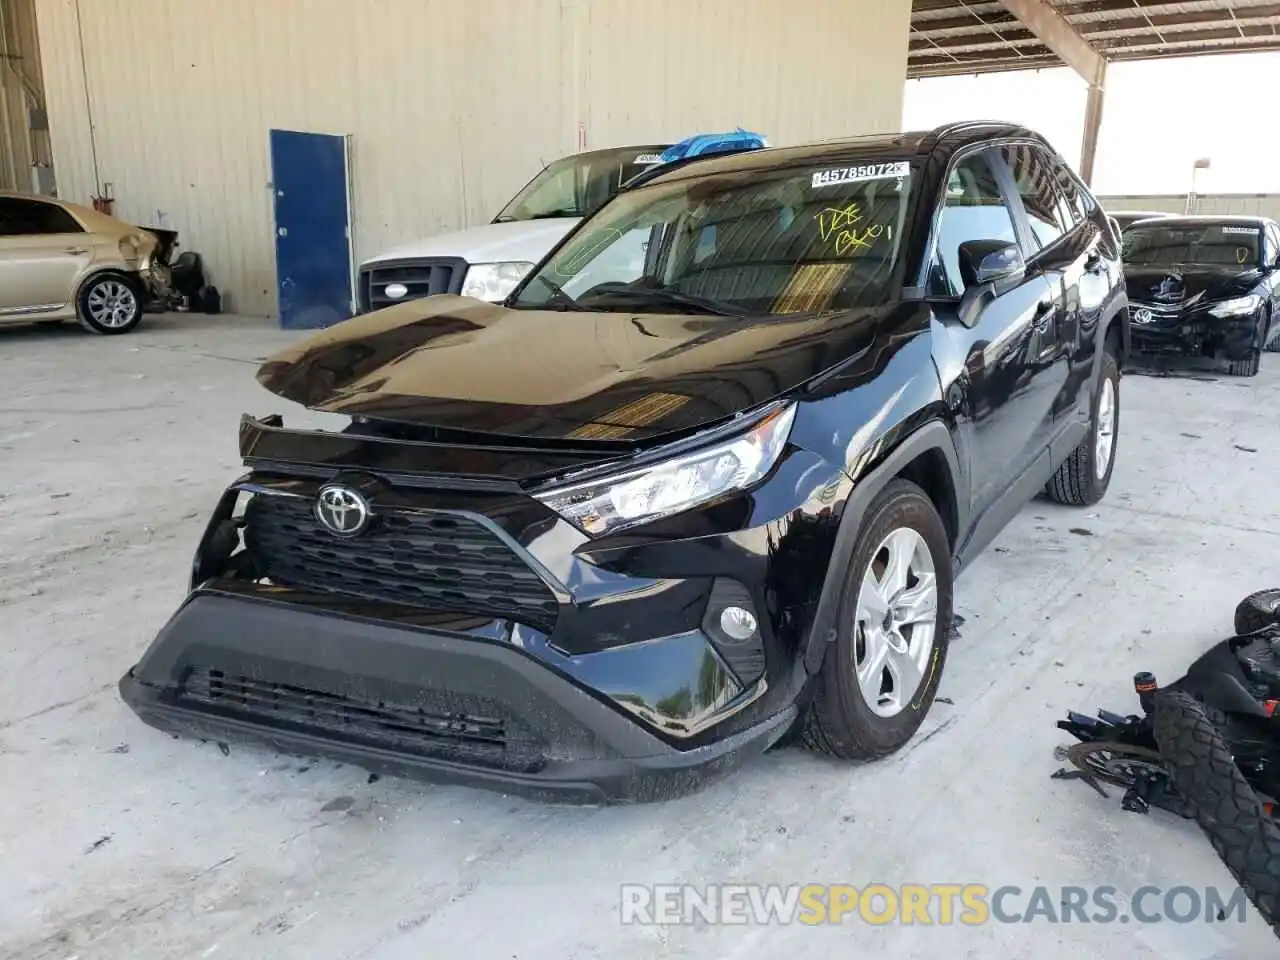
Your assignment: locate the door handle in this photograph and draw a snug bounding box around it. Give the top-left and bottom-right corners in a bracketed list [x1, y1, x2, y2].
[63, 247, 89, 255]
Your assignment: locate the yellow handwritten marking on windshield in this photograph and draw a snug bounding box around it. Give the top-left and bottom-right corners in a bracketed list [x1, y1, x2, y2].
[1237, 246, 1249, 265]
[815, 203, 887, 257]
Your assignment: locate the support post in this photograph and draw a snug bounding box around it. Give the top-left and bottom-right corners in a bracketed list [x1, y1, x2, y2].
[1079, 62, 1106, 186]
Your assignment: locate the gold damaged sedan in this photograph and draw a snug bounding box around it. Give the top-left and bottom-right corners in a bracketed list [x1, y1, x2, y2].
[0, 191, 168, 335]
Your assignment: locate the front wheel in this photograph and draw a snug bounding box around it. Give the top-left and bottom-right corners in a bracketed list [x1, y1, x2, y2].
[1045, 350, 1119, 506]
[77, 273, 143, 335]
[801, 479, 953, 760]
[1229, 349, 1261, 377]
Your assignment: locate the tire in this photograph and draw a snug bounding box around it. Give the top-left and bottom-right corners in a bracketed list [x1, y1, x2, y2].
[77, 272, 144, 335]
[1229, 350, 1261, 377]
[1235, 589, 1280, 634]
[1265, 310, 1280, 354]
[1045, 350, 1119, 507]
[801, 478, 953, 760]
[1152, 691, 1280, 936]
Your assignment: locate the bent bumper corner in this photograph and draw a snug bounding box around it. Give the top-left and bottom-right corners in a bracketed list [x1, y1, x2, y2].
[119, 593, 795, 804]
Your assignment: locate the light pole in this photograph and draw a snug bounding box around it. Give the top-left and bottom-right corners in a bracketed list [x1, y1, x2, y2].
[1187, 157, 1211, 214]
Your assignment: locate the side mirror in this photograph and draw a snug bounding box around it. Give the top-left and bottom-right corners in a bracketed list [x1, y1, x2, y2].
[957, 240, 1025, 327]
[958, 240, 1025, 290]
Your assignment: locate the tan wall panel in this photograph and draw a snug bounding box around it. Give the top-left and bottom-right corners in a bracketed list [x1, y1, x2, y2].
[35, 0, 910, 316]
[1099, 194, 1280, 220]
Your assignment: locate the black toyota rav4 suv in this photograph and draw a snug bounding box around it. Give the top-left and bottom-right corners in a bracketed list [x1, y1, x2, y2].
[121, 123, 1129, 803]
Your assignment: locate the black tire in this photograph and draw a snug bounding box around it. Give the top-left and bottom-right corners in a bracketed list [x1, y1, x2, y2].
[1235, 589, 1280, 634]
[1264, 310, 1280, 354]
[1229, 350, 1261, 377]
[801, 478, 953, 760]
[76, 272, 144, 335]
[1046, 350, 1119, 506]
[1152, 691, 1280, 936]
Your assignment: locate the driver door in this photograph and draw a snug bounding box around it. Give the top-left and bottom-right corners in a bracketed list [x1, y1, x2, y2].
[925, 148, 1064, 537]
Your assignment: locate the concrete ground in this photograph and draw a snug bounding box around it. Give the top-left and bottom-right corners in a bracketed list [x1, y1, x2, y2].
[1, 313, 1278, 960]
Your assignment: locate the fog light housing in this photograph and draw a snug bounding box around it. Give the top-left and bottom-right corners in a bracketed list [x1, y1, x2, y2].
[703, 579, 766, 685]
[719, 606, 758, 641]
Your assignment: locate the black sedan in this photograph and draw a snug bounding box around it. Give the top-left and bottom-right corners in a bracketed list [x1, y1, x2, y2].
[1123, 215, 1280, 376]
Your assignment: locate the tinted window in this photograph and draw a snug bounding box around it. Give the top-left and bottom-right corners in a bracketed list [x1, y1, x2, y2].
[494, 148, 667, 222]
[1001, 145, 1069, 249]
[0, 197, 84, 236]
[1051, 159, 1090, 226]
[928, 151, 1017, 297]
[1265, 223, 1280, 266]
[512, 160, 914, 315]
[1123, 222, 1260, 268]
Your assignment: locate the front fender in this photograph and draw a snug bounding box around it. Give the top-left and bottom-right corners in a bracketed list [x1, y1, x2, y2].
[799, 419, 962, 673]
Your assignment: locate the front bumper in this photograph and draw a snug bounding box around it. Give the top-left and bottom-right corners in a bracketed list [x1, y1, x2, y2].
[1129, 304, 1261, 362]
[121, 590, 796, 804]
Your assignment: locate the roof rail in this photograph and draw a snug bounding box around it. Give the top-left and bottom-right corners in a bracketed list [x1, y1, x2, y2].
[917, 120, 1027, 154]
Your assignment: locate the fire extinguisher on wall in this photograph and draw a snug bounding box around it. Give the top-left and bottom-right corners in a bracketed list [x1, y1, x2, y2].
[92, 182, 115, 216]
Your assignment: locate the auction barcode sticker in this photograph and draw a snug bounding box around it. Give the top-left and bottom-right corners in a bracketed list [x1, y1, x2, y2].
[812, 162, 910, 188]
[1221, 225, 1257, 235]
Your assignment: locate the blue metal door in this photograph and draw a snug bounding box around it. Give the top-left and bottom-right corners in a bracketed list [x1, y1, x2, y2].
[269, 129, 353, 329]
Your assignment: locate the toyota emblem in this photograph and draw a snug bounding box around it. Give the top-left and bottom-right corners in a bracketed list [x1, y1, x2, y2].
[315, 484, 372, 537]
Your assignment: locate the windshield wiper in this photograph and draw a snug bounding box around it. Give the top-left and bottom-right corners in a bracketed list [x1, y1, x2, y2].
[577, 283, 747, 317]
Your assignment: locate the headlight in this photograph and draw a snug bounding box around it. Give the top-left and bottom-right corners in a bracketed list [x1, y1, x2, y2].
[1209, 295, 1263, 318]
[535, 403, 797, 536]
[460, 261, 534, 301]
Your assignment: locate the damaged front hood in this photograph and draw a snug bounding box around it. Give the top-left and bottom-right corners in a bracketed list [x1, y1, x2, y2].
[1125, 265, 1261, 308]
[257, 295, 880, 442]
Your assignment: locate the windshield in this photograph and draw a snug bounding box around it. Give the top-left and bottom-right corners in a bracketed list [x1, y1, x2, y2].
[1123, 222, 1260, 268]
[494, 148, 667, 222]
[510, 160, 914, 316]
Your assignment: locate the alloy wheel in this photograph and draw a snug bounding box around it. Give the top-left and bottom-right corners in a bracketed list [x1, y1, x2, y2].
[853, 527, 938, 718]
[1094, 377, 1116, 481]
[87, 280, 138, 329]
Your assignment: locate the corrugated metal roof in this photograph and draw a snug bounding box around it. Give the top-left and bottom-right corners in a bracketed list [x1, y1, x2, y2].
[910, 0, 1280, 76]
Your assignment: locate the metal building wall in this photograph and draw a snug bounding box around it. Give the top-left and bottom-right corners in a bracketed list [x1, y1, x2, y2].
[1, 0, 46, 190]
[1098, 194, 1280, 220]
[34, 0, 911, 316]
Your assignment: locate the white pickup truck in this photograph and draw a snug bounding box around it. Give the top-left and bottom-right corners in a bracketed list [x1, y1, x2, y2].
[357, 144, 669, 312]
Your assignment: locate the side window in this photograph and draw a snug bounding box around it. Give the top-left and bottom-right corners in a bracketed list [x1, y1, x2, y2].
[1001, 145, 1070, 249]
[0, 197, 84, 236]
[1051, 157, 1090, 227]
[928, 151, 1018, 297]
[1265, 224, 1280, 266]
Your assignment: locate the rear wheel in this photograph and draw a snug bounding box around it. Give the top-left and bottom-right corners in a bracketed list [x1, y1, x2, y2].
[1046, 350, 1119, 506]
[77, 273, 143, 335]
[801, 479, 952, 760]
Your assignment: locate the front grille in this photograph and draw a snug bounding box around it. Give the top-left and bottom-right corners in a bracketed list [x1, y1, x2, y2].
[358, 257, 466, 312]
[243, 495, 559, 632]
[180, 666, 547, 772]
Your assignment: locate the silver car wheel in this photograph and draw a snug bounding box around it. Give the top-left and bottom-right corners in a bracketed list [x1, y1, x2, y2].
[853, 527, 938, 718]
[87, 280, 138, 329]
[1094, 377, 1116, 481]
